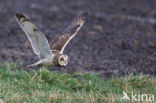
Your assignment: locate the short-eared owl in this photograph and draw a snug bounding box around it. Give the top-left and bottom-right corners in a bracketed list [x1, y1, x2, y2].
[15, 11, 88, 67]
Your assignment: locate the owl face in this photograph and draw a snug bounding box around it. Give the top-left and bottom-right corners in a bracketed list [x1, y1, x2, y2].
[58, 54, 69, 66]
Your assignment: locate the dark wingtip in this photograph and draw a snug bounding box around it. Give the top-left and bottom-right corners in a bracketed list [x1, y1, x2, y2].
[80, 11, 88, 20]
[15, 13, 30, 22]
[15, 13, 25, 19]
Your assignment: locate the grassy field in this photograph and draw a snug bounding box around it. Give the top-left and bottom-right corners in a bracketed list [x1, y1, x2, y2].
[0, 63, 155, 103]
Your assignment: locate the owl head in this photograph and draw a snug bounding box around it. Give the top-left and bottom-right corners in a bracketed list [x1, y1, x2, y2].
[58, 54, 69, 66]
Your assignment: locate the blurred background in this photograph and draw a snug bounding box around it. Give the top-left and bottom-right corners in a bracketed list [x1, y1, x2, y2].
[0, 0, 156, 78]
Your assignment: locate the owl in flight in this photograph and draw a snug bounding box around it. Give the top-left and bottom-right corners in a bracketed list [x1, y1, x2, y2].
[15, 11, 88, 67]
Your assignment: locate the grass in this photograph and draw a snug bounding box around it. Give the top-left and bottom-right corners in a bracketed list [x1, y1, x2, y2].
[0, 63, 155, 103]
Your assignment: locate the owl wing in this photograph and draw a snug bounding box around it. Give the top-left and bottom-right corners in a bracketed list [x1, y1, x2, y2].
[50, 11, 88, 54]
[15, 14, 53, 59]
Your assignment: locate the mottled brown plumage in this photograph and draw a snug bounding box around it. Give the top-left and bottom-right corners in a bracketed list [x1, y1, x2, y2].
[50, 11, 88, 53]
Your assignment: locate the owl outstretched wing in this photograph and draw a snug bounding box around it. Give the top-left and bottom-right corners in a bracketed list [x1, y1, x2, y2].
[50, 11, 88, 53]
[15, 14, 53, 59]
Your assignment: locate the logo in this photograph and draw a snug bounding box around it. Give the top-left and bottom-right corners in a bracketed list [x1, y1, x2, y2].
[121, 91, 130, 100]
[121, 91, 155, 102]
